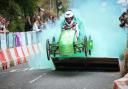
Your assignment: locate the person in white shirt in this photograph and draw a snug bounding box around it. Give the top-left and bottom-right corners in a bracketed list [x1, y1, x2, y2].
[32, 16, 41, 31]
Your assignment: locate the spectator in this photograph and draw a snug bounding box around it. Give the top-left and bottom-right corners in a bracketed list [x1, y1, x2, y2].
[32, 16, 41, 31]
[38, 8, 45, 18]
[51, 15, 56, 25]
[39, 19, 46, 30]
[25, 15, 32, 31]
[0, 16, 9, 33]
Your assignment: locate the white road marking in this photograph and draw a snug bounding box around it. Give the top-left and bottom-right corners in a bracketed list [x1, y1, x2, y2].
[10, 69, 17, 72]
[29, 75, 43, 84]
[29, 73, 47, 84]
[9, 68, 29, 73]
[22, 68, 29, 71]
[29, 68, 34, 70]
[10, 68, 30, 72]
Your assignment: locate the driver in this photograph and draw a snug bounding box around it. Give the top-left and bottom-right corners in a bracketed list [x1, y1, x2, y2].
[61, 10, 79, 38]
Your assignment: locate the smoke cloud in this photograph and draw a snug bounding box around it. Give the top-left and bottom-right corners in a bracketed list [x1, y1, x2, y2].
[28, 0, 126, 69]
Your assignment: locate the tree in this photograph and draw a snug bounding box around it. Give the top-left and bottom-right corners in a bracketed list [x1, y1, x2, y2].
[0, 0, 40, 32]
[14, 0, 39, 16]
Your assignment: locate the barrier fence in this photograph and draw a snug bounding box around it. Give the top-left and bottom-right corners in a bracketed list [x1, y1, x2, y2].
[0, 31, 43, 70]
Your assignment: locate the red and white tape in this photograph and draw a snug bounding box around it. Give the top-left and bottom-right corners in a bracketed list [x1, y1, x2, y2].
[0, 45, 31, 70]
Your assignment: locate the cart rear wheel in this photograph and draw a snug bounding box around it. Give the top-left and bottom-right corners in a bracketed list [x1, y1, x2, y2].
[52, 36, 55, 43]
[84, 36, 88, 57]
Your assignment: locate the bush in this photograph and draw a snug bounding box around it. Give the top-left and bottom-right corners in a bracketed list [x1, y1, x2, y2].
[8, 18, 25, 32]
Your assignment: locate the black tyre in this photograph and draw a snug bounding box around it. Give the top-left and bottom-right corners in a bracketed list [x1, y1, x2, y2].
[88, 35, 92, 55]
[89, 49, 91, 55]
[84, 36, 88, 57]
[46, 39, 50, 60]
[52, 36, 55, 43]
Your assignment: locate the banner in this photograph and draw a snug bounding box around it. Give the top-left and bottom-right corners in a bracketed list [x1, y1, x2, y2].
[26, 32, 32, 45]
[20, 32, 27, 46]
[15, 32, 21, 47]
[36, 31, 43, 43]
[7, 33, 15, 48]
[0, 33, 7, 49]
[31, 31, 37, 44]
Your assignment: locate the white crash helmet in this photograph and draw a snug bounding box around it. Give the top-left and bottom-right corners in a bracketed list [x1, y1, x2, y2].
[65, 10, 74, 18]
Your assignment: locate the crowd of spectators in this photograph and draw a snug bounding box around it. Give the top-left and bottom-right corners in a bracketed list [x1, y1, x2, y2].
[0, 7, 57, 33]
[25, 7, 57, 32]
[0, 16, 9, 33]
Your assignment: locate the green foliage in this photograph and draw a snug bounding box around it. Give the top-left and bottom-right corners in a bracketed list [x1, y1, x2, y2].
[8, 18, 25, 32]
[14, 0, 38, 16]
[8, 0, 22, 17]
[0, 0, 39, 32]
[0, 0, 69, 32]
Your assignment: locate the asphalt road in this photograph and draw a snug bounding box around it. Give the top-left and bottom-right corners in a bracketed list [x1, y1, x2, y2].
[0, 64, 121, 89]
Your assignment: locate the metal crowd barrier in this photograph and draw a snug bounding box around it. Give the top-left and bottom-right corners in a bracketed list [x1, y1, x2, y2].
[0, 31, 42, 50]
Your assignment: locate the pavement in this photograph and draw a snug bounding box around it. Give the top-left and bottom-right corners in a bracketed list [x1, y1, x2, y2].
[0, 63, 121, 89]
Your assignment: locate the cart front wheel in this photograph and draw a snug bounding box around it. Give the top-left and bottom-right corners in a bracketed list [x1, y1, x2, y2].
[46, 39, 50, 60]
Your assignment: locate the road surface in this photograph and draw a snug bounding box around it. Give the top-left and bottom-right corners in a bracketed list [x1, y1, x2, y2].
[0, 64, 120, 89]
